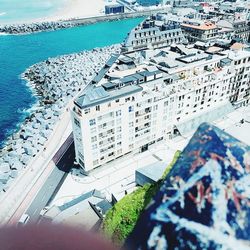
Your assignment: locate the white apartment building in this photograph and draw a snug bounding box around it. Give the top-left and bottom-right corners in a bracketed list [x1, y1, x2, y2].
[122, 16, 187, 52]
[71, 44, 250, 171]
[181, 20, 219, 42]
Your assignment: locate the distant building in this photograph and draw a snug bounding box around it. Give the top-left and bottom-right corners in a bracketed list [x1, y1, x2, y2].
[42, 190, 111, 230]
[217, 19, 250, 42]
[171, 0, 190, 7]
[119, 0, 136, 6]
[122, 16, 187, 52]
[181, 20, 219, 42]
[105, 4, 125, 14]
[137, 0, 161, 6]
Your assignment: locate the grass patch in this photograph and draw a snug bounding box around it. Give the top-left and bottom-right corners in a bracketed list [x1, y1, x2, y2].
[101, 150, 181, 245]
[162, 150, 181, 179]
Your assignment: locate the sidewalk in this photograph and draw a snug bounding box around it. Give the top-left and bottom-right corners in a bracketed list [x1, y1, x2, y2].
[49, 140, 178, 208]
[49, 105, 250, 212]
[0, 105, 72, 225]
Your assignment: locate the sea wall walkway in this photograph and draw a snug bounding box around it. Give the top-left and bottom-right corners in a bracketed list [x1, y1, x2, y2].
[0, 7, 169, 34]
[67, 7, 170, 25]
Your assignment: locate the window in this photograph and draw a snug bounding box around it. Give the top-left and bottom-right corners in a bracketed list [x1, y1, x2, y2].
[84, 108, 90, 114]
[79, 159, 84, 167]
[91, 136, 97, 143]
[78, 152, 84, 160]
[89, 119, 96, 126]
[96, 105, 100, 111]
[74, 118, 80, 128]
[129, 106, 134, 112]
[108, 152, 114, 157]
[116, 110, 121, 116]
[153, 105, 158, 111]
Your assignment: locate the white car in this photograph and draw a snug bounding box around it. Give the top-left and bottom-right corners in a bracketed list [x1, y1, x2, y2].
[40, 206, 49, 216]
[17, 214, 30, 226]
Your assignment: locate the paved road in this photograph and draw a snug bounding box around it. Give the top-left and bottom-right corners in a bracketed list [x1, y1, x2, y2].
[25, 136, 75, 224]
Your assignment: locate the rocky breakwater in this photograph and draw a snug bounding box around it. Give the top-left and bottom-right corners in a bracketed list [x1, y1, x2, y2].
[0, 21, 74, 34]
[0, 44, 121, 195]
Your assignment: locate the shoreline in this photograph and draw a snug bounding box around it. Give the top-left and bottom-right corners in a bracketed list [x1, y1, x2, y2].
[0, 44, 121, 194]
[0, 7, 168, 35]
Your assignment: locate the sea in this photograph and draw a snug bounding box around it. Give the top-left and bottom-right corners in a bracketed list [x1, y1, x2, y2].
[0, 0, 68, 24]
[0, 17, 143, 147]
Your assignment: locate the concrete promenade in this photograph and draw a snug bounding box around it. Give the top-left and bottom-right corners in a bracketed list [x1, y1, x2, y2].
[67, 7, 169, 26]
[0, 110, 72, 225]
[0, 74, 94, 225]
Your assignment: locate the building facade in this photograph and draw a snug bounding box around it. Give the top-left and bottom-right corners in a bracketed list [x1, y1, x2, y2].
[181, 20, 219, 42]
[122, 16, 187, 52]
[217, 19, 250, 42]
[105, 4, 125, 14]
[71, 43, 250, 171]
[136, 0, 161, 6]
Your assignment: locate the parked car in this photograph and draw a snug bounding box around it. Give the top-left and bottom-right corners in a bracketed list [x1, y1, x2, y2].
[17, 214, 30, 226]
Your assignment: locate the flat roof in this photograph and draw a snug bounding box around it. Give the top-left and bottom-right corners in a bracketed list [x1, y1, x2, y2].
[136, 162, 167, 183]
[181, 22, 217, 30]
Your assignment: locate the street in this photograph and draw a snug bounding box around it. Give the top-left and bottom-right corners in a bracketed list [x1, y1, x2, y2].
[26, 135, 75, 224]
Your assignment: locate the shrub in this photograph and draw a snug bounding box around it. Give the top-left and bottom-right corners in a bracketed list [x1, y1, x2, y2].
[101, 151, 180, 245]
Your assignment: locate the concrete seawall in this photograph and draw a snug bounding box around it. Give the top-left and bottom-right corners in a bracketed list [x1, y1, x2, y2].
[0, 7, 169, 35]
[65, 7, 169, 25]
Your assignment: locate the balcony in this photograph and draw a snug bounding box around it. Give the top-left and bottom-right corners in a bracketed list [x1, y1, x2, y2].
[135, 123, 151, 133]
[135, 107, 151, 118]
[73, 107, 82, 117]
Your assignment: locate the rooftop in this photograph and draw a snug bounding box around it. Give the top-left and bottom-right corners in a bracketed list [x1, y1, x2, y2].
[75, 84, 142, 109]
[74, 42, 250, 110]
[181, 21, 217, 30]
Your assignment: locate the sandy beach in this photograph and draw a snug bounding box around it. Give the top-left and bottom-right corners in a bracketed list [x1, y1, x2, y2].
[58, 0, 107, 19]
[43, 0, 108, 23]
[0, 0, 109, 25]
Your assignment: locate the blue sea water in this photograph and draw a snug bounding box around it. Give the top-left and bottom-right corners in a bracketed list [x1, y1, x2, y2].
[0, 18, 143, 146]
[0, 0, 68, 24]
